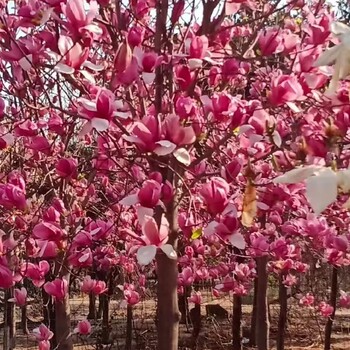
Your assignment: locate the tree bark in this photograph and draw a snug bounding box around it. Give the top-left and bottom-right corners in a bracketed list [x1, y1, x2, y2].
[54, 253, 73, 350]
[324, 267, 338, 350]
[179, 286, 191, 325]
[55, 295, 72, 350]
[101, 294, 110, 344]
[125, 305, 133, 350]
[87, 292, 96, 320]
[256, 256, 270, 350]
[277, 275, 288, 350]
[191, 303, 201, 339]
[21, 305, 29, 335]
[4, 288, 16, 350]
[249, 277, 258, 346]
[43, 289, 56, 347]
[232, 295, 242, 350]
[156, 251, 180, 350]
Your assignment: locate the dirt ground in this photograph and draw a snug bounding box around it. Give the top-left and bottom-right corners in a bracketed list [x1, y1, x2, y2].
[1, 295, 350, 349]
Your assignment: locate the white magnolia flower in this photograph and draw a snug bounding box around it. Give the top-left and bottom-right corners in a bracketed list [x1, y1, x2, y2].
[273, 166, 339, 215]
[314, 22, 350, 94]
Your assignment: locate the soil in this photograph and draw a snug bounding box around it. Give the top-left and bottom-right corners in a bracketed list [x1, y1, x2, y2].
[0, 294, 349, 349]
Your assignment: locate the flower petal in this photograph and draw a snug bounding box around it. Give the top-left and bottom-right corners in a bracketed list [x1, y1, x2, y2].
[142, 72, 156, 85]
[305, 168, 338, 215]
[91, 118, 109, 131]
[188, 58, 203, 70]
[137, 245, 157, 265]
[19, 55, 33, 71]
[160, 244, 177, 260]
[173, 148, 191, 166]
[273, 165, 324, 184]
[154, 141, 177, 156]
[119, 194, 139, 206]
[229, 233, 246, 250]
[55, 63, 75, 74]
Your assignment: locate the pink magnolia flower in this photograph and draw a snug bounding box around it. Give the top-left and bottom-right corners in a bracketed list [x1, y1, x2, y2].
[43, 206, 60, 222]
[269, 74, 304, 110]
[17, 1, 53, 28]
[163, 114, 196, 146]
[32, 222, 64, 242]
[48, 113, 64, 134]
[0, 258, 13, 289]
[283, 274, 297, 287]
[80, 276, 107, 295]
[43, 278, 68, 301]
[201, 93, 237, 122]
[0, 183, 26, 210]
[199, 177, 230, 215]
[171, 0, 185, 24]
[55, 158, 78, 179]
[69, 248, 93, 268]
[258, 27, 284, 56]
[123, 115, 163, 153]
[74, 320, 92, 335]
[134, 48, 161, 84]
[26, 136, 51, 155]
[234, 263, 253, 281]
[175, 96, 197, 120]
[138, 180, 162, 208]
[9, 287, 27, 307]
[188, 291, 202, 304]
[304, 13, 331, 46]
[128, 26, 145, 47]
[124, 289, 140, 305]
[115, 42, 133, 73]
[22, 261, 50, 287]
[61, 0, 101, 38]
[318, 302, 334, 318]
[249, 234, 269, 257]
[339, 291, 350, 309]
[282, 30, 299, 54]
[189, 35, 208, 59]
[38, 340, 50, 350]
[178, 267, 194, 286]
[14, 120, 38, 137]
[33, 324, 54, 341]
[175, 64, 194, 91]
[55, 36, 89, 73]
[136, 215, 177, 265]
[299, 293, 315, 307]
[0, 36, 45, 71]
[221, 160, 242, 183]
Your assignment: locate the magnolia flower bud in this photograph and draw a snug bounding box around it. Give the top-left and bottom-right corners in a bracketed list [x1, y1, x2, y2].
[115, 42, 132, 73]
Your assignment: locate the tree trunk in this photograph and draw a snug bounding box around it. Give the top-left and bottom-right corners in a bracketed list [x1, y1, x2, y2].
[125, 305, 133, 350]
[21, 305, 29, 335]
[277, 275, 288, 350]
[232, 295, 242, 350]
[43, 290, 56, 348]
[97, 295, 103, 319]
[54, 252, 72, 350]
[249, 277, 258, 346]
[256, 256, 270, 350]
[156, 251, 180, 350]
[324, 267, 338, 350]
[55, 295, 72, 350]
[101, 294, 110, 344]
[191, 303, 201, 339]
[179, 286, 191, 326]
[4, 288, 16, 350]
[87, 292, 96, 320]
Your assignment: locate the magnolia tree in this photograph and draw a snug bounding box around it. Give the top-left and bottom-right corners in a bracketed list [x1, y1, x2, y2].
[2, 0, 350, 350]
